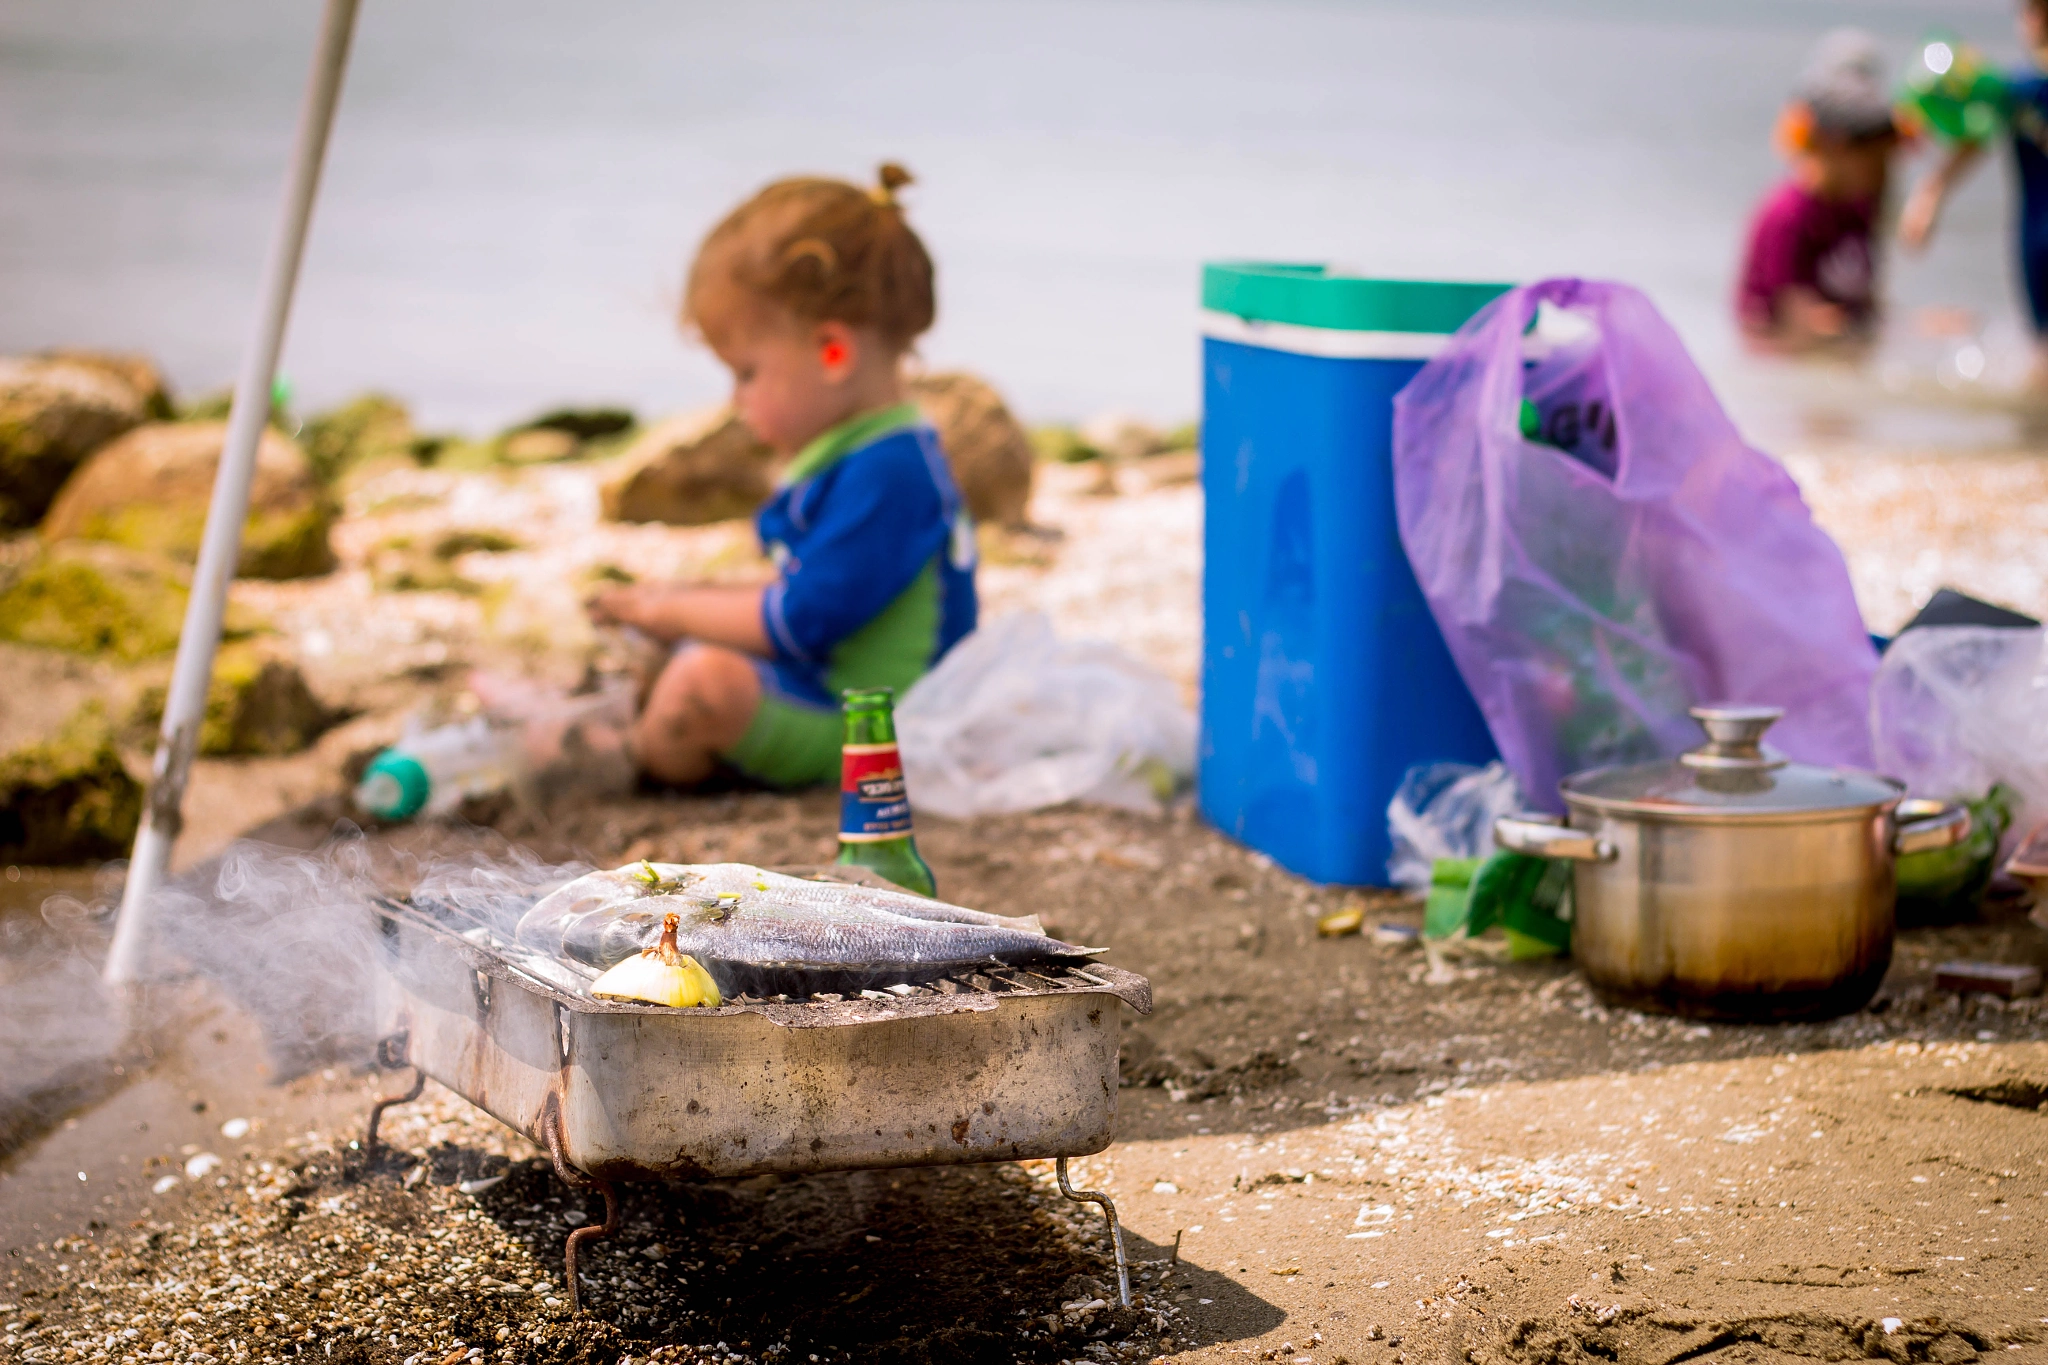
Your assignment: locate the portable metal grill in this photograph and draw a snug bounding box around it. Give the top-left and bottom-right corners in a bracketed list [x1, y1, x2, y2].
[360, 869, 1153, 1311]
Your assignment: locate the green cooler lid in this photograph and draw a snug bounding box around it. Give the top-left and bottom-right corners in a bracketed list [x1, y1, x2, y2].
[1203, 262, 1512, 335]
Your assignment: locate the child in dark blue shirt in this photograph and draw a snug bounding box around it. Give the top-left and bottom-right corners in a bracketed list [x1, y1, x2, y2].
[590, 165, 976, 786]
[1900, 0, 2048, 387]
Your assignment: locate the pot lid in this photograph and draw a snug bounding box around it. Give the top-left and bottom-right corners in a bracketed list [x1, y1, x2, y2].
[1560, 705, 1900, 816]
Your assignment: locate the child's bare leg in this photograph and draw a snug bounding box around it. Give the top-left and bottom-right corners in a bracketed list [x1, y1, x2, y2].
[632, 644, 762, 785]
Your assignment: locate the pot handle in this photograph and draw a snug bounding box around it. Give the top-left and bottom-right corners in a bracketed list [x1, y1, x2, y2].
[1494, 816, 1617, 863]
[1893, 800, 1973, 857]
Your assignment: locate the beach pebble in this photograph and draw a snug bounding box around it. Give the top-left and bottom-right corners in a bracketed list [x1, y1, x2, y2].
[184, 1152, 222, 1180]
[152, 1174, 180, 1195]
[219, 1117, 250, 1139]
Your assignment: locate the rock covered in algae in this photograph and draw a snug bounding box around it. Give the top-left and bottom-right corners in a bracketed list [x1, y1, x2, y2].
[0, 355, 154, 530]
[0, 542, 192, 661]
[299, 391, 415, 485]
[0, 542, 265, 662]
[909, 371, 1036, 529]
[37, 349, 175, 420]
[602, 373, 1035, 529]
[40, 420, 337, 579]
[0, 700, 142, 864]
[600, 404, 776, 526]
[130, 641, 336, 757]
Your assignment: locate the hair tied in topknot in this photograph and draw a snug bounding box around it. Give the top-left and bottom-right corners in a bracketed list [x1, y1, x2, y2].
[870, 162, 915, 207]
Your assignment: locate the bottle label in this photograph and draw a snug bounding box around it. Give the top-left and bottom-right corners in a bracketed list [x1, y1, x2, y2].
[840, 741, 914, 842]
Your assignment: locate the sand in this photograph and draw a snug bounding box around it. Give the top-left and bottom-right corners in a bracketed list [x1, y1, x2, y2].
[5, 792, 2047, 1364]
[6, 441, 2048, 1363]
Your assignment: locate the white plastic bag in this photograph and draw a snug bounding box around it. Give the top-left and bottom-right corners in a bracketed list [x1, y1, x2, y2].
[1385, 761, 1525, 891]
[1871, 625, 2048, 830]
[897, 613, 1196, 818]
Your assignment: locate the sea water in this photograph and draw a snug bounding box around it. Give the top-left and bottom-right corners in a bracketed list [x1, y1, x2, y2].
[0, 0, 2029, 449]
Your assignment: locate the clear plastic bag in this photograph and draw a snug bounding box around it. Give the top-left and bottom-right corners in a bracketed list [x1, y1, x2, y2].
[1871, 625, 2048, 831]
[896, 613, 1196, 818]
[1385, 761, 1525, 891]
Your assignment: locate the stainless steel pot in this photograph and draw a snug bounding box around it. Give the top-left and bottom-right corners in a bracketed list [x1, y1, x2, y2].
[1495, 705, 1970, 1021]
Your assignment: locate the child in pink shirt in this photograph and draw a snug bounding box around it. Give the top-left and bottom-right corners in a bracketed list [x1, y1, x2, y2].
[1737, 30, 1903, 349]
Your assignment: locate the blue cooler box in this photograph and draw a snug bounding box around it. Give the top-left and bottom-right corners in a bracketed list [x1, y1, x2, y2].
[1200, 263, 1510, 886]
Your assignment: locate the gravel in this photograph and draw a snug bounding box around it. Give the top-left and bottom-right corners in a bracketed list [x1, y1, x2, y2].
[2, 1086, 1188, 1365]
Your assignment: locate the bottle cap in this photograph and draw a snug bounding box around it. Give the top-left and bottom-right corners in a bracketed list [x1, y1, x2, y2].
[357, 750, 431, 820]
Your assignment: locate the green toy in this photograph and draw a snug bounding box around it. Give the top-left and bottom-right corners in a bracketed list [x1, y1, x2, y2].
[1899, 34, 2010, 145]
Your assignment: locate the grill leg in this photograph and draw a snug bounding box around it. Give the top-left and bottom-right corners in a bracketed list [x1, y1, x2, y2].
[543, 1093, 621, 1315]
[363, 1032, 423, 1160]
[1056, 1156, 1130, 1308]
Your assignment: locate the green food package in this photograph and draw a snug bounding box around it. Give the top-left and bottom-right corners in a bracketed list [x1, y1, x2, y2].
[1422, 857, 1484, 941]
[1896, 785, 2014, 926]
[1422, 851, 1573, 959]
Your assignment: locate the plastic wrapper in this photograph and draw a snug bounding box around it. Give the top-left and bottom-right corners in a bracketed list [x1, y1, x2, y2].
[1873, 624, 2048, 835]
[896, 612, 1195, 818]
[1385, 761, 1524, 891]
[1392, 279, 1877, 809]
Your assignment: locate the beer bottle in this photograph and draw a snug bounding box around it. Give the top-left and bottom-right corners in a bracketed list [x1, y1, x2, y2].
[835, 687, 937, 897]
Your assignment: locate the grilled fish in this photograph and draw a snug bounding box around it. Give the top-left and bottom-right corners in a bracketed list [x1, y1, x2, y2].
[514, 861, 1098, 996]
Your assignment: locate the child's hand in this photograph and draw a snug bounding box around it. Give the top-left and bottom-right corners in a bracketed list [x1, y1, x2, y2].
[1898, 184, 1941, 252]
[587, 584, 647, 629]
[1781, 287, 1850, 341]
[1899, 143, 1983, 254]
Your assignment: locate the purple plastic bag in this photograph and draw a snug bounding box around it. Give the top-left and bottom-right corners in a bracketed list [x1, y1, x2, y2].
[1391, 278, 1876, 809]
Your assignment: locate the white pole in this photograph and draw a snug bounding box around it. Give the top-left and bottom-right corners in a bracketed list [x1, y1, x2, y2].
[104, 0, 363, 986]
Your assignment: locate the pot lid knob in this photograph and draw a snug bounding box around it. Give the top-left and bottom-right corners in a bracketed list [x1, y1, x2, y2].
[1682, 704, 1789, 772]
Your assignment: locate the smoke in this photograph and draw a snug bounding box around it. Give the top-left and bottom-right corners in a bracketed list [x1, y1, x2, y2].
[44, 824, 589, 1084]
[1, 864, 131, 1160]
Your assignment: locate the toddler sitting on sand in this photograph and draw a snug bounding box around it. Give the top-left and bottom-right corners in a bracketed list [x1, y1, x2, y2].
[588, 164, 977, 788]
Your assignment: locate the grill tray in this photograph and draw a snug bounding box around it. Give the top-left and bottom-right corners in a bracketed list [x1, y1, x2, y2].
[371, 868, 1151, 1182]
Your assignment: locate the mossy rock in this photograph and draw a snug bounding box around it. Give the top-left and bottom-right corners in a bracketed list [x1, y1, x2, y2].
[301, 392, 414, 484]
[1029, 425, 1104, 464]
[130, 642, 336, 757]
[40, 420, 337, 579]
[0, 542, 263, 662]
[600, 406, 776, 525]
[0, 701, 142, 864]
[486, 407, 639, 467]
[366, 528, 519, 595]
[0, 542, 191, 661]
[909, 372, 1036, 529]
[497, 427, 580, 465]
[432, 528, 522, 556]
[0, 355, 151, 530]
[518, 407, 635, 441]
[419, 436, 503, 472]
[38, 350, 175, 420]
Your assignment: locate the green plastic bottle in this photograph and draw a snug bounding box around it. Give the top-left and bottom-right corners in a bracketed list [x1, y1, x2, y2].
[834, 687, 937, 897]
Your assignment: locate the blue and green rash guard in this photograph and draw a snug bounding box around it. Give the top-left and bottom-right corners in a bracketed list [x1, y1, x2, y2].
[755, 402, 978, 710]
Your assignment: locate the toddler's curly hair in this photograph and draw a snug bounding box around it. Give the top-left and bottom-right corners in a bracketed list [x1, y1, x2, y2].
[685, 163, 935, 349]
